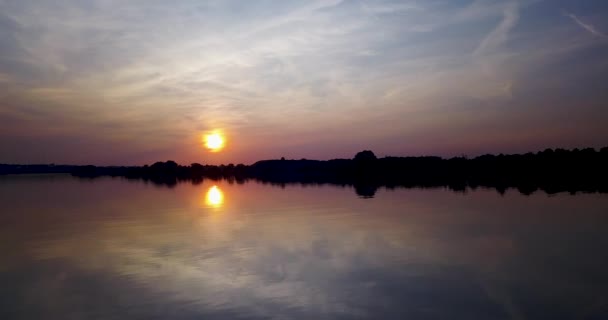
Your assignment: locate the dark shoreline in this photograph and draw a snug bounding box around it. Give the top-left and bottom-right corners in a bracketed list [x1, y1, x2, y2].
[2, 147, 607, 197]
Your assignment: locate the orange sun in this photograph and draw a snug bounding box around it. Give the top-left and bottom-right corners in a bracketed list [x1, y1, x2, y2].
[204, 133, 225, 152]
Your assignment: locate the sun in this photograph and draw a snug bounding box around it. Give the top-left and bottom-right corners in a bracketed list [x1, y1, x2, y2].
[204, 133, 225, 152]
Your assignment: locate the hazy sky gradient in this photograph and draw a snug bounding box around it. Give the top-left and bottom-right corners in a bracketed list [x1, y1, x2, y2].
[1, 0, 607, 165]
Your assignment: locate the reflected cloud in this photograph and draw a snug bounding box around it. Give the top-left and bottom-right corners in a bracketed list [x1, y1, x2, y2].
[3, 177, 608, 319]
[205, 185, 224, 208]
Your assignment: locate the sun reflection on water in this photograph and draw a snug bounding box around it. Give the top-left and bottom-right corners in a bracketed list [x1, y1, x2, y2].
[205, 185, 224, 208]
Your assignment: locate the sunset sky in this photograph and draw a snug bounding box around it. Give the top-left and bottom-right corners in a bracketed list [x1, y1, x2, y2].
[1, 0, 607, 165]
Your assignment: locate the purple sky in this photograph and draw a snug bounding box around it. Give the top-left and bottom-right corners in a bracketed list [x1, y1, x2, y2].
[1, 0, 607, 165]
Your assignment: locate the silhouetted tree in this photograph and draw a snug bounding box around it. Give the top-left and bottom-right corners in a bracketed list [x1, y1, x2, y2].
[354, 150, 377, 162]
[165, 160, 178, 170]
[353, 150, 377, 172]
[4, 145, 607, 196]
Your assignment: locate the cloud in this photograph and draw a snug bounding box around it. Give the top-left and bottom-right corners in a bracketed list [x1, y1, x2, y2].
[0, 0, 607, 163]
[564, 12, 607, 38]
[474, 1, 520, 56]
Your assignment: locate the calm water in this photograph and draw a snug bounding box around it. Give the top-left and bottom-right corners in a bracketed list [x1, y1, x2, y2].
[1, 175, 608, 319]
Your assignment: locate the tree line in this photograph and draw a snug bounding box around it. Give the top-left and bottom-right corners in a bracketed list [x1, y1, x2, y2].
[2, 146, 607, 196]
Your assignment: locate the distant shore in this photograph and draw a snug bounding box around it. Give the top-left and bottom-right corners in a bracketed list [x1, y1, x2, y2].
[2, 147, 608, 196]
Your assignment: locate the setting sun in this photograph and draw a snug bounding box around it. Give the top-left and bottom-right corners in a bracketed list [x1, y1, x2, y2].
[204, 133, 225, 152]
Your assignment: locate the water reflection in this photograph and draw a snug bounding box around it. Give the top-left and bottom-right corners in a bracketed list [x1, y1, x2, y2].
[205, 185, 224, 208]
[1, 175, 608, 319]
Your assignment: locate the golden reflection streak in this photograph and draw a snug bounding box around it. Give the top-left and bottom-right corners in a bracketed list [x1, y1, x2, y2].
[205, 185, 224, 208]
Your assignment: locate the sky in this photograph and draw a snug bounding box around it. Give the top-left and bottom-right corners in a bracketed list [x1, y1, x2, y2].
[1, 0, 607, 165]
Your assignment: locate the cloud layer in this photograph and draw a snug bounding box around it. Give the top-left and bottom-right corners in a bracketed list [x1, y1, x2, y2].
[1, 0, 607, 164]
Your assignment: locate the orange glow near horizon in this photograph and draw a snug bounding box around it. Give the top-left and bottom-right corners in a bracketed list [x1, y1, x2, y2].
[204, 132, 225, 152]
[205, 185, 224, 208]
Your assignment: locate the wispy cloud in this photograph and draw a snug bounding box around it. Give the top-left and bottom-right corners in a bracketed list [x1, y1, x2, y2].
[564, 11, 607, 38]
[474, 1, 520, 56]
[0, 0, 607, 164]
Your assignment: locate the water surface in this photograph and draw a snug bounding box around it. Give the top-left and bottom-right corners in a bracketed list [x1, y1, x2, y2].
[1, 175, 608, 319]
